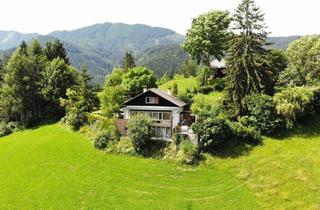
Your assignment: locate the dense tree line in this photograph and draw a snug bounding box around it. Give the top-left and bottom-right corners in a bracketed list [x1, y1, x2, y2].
[0, 40, 97, 129]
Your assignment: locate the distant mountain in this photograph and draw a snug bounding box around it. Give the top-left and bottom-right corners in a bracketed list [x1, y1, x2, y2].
[0, 31, 39, 50]
[268, 36, 301, 50]
[49, 23, 184, 82]
[0, 23, 306, 83]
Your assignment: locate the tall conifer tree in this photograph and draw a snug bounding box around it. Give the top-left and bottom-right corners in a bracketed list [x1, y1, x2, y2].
[226, 0, 269, 114]
[121, 51, 136, 71]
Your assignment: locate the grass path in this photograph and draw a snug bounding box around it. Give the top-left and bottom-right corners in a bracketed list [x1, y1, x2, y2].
[0, 124, 258, 209]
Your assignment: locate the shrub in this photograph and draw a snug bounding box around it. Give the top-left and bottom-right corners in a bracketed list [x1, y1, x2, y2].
[172, 125, 182, 146]
[228, 121, 261, 143]
[274, 86, 315, 128]
[128, 113, 153, 155]
[0, 121, 20, 137]
[176, 139, 199, 165]
[64, 108, 88, 131]
[193, 116, 233, 151]
[94, 130, 112, 150]
[191, 92, 224, 115]
[241, 94, 282, 134]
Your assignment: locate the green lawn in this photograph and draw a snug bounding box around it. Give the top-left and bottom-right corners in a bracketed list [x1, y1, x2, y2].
[159, 75, 198, 93]
[0, 124, 257, 209]
[1, 121, 320, 209]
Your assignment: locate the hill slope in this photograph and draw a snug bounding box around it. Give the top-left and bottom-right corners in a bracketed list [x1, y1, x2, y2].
[0, 24, 305, 82]
[1, 118, 320, 208]
[0, 31, 39, 50]
[136, 44, 188, 77]
[0, 124, 257, 209]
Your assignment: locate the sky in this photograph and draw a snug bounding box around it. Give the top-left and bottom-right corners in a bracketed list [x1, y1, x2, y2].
[1, 0, 319, 36]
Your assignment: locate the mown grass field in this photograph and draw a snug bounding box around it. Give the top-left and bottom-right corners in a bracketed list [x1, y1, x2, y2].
[1, 120, 320, 209]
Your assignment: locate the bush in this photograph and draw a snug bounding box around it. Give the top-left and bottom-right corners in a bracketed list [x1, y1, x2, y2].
[94, 130, 112, 150]
[274, 86, 315, 128]
[112, 138, 136, 155]
[228, 121, 261, 143]
[64, 108, 88, 131]
[241, 94, 282, 134]
[193, 116, 233, 151]
[176, 139, 199, 165]
[128, 113, 153, 155]
[0, 122, 20, 137]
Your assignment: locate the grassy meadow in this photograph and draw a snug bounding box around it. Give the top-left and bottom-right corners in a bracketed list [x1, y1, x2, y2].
[1, 120, 320, 209]
[159, 75, 198, 93]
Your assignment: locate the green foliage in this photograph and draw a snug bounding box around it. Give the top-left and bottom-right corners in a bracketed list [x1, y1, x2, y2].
[172, 82, 178, 96]
[160, 75, 198, 94]
[197, 65, 215, 87]
[191, 92, 225, 115]
[193, 115, 234, 151]
[0, 41, 42, 125]
[177, 88, 196, 106]
[107, 137, 136, 155]
[240, 94, 282, 134]
[226, 0, 269, 114]
[178, 58, 197, 77]
[122, 67, 157, 95]
[60, 68, 98, 130]
[176, 139, 199, 165]
[99, 68, 126, 117]
[182, 10, 231, 65]
[263, 49, 288, 94]
[41, 58, 76, 118]
[136, 44, 188, 77]
[228, 121, 261, 143]
[128, 113, 153, 155]
[94, 130, 112, 150]
[45, 40, 69, 64]
[121, 51, 136, 71]
[0, 121, 20, 137]
[274, 86, 315, 128]
[278, 36, 320, 87]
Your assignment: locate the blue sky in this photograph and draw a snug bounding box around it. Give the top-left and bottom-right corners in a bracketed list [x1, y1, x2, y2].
[1, 0, 319, 36]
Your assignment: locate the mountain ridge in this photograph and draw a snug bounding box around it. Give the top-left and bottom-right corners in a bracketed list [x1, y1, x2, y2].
[0, 22, 303, 83]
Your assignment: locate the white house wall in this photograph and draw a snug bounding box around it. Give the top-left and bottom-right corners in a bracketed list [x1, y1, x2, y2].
[123, 106, 183, 130]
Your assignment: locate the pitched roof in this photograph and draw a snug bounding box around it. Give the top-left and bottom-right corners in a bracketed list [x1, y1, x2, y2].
[123, 88, 187, 107]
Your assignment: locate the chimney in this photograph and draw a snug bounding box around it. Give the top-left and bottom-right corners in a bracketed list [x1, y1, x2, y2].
[143, 86, 148, 93]
[167, 89, 172, 96]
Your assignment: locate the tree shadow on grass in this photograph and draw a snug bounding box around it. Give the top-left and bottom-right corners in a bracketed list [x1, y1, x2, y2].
[269, 115, 320, 141]
[206, 139, 262, 159]
[28, 118, 61, 130]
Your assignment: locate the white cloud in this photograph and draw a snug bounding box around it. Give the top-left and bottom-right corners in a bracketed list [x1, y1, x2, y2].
[0, 0, 319, 36]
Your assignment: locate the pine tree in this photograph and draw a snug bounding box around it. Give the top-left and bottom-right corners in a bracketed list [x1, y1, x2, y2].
[45, 40, 69, 64]
[121, 51, 136, 71]
[0, 42, 41, 125]
[226, 0, 269, 114]
[60, 66, 98, 130]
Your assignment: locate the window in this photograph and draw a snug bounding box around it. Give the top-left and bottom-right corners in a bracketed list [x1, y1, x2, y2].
[153, 126, 171, 139]
[145, 97, 159, 104]
[130, 111, 171, 121]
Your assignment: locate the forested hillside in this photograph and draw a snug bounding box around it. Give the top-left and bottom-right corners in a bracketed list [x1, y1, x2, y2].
[136, 44, 188, 76]
[0, 31, 39, 50]
[0, 24, 307, 83]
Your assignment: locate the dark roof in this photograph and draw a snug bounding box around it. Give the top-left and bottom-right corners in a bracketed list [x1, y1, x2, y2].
[123, 88, 187, 107]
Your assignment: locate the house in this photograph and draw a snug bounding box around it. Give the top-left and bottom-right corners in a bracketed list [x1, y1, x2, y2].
[116, 88, 197, 142]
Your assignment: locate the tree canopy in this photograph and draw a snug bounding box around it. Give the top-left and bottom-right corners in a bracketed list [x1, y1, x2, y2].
[225, 0, 269, 114]
[182, 10, 231, 65]
[122, 67, 157, 95]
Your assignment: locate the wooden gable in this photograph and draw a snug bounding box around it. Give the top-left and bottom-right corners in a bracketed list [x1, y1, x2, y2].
[124, 91, 179, 107]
